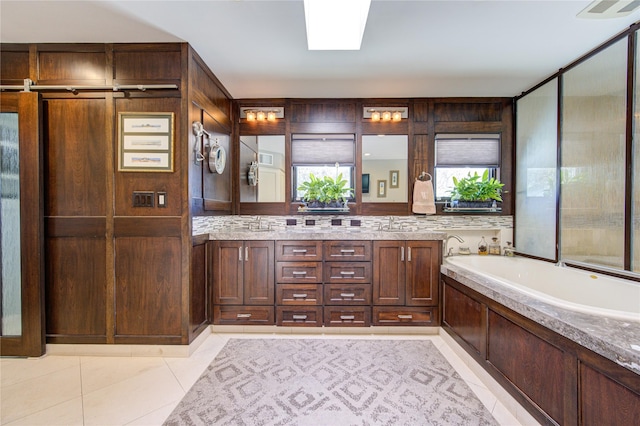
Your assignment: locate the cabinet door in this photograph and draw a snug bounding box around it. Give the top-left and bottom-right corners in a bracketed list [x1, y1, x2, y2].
[372, 241, 405, 305]
[244, 241, 275, 305]
[213, 241, 243, 305]
[406, 241, 440, 306]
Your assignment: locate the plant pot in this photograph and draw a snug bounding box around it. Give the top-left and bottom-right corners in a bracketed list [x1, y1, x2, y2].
[455, 200, 494, 208]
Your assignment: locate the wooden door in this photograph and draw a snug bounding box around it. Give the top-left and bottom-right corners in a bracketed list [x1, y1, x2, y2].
[372, 241, 405, 305]
[213, 241, 243, 305]
[406, 241, 440, 306]
[243, 241, 274, 305]
[0, 92, 45, 357]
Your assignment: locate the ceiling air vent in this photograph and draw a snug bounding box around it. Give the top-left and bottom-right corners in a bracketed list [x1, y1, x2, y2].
[577, 0, 640, 19]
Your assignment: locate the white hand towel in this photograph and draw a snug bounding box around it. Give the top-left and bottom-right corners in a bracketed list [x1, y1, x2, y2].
[412, 178, 436, 215]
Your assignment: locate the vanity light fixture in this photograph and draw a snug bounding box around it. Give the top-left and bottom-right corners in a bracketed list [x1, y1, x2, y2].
[364, 107, 408, 122]
[240, 107, 285, 122]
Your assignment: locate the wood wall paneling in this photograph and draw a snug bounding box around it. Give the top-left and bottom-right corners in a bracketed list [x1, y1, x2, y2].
[1, 50, 30, 83]
[113, 49, 182, 82]
[115, 237, 182, 337]
[443, 283, 486, 357]
[190, 54, 232, 129]
[190, 242, 208, 336]
[44, 98, 108, 216]
[580, 363, 640, 425]
[45, 238, 107, 339]
[114, 97, 182, 216]
[434, 102, 502, 122]
[412, 101, 429, 122]
[290, 101, 357, 123]
[38, 51, 106, 82]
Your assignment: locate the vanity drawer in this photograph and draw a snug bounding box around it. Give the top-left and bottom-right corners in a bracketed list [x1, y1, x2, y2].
[324, 261, 371, 283]
[277, 307, 323, 327]
[372, 306, 438, 326]
[324, 284, 371, 305]
[276, 284, 323, 305]
[276, 241, 323, 261]
[324, 241, 372, 261]
[276, 262, 323, 283]
[213, 305, 274, 325]
[324, 307, 371, 327]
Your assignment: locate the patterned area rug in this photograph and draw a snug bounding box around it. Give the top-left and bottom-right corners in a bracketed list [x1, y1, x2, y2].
[164, 339, 497, 426]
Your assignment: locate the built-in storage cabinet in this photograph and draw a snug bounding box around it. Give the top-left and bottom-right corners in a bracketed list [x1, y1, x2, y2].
[275, 241, 323, 326]
[213, 240, 274, 324]
[442, 275, 640, 425]
[372, 241, 440, 325]
[323, 241, 372, 327]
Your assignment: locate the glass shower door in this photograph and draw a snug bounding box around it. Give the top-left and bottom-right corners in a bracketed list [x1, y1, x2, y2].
[0, 91, 44, 357]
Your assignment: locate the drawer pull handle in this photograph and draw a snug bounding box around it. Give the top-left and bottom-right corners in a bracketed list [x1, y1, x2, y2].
[292, 271, 308, 276]
[340, 249, 356, 253]
[340, 293, 355, 298]
[292, 293, 308, 298]
[237, 313, 252, 318]
[292, 249, 308, 253]
[340, 271, 355, 275]
[398, 314, 413, 319]
[292, 315, 308, 320]
[340, 315, 355, 320]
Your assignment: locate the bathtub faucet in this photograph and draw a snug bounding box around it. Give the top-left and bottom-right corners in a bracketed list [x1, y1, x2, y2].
[444, 235, 464, 257]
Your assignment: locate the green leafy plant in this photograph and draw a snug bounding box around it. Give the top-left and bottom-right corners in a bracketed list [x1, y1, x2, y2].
[297, 173, 353, 207]
[450, 170, 504, 202]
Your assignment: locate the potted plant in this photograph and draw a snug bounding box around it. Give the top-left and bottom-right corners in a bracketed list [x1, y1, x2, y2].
[450, 170, 504, 208]
[297, 173, 326, 208]
[320, 173, 353, 207]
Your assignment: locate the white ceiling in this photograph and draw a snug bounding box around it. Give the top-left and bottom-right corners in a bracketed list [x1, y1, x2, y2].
[1, 1, 639, 99]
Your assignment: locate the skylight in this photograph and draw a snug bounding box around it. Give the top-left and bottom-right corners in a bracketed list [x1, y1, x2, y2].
[304, 0, 371, 50]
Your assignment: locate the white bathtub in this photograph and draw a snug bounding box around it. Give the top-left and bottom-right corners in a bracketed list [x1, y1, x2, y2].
[444, 255, 640, 322]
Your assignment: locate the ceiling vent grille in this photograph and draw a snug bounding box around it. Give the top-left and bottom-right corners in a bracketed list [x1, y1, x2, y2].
[577, 0, 640, 19]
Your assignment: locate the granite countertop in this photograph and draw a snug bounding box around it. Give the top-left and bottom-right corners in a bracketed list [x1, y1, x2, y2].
[208, 229, 447, 241]
[441, 259, 640, 376]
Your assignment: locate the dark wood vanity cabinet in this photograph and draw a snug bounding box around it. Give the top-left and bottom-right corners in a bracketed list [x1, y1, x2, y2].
[323, 241, 373, 327]
[212, 240, 275, 325]
[275, 241, 324, 326]
[371, 240, 440, 325]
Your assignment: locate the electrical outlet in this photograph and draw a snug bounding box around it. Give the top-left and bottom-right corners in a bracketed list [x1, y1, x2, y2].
[132, 191, 154, 207]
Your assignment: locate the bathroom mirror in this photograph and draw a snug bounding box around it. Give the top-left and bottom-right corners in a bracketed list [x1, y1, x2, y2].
[362, 135, 408, 203]
[239, 135, 286, 202]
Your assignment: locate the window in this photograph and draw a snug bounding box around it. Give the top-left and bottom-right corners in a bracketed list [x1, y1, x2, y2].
[291, 134, 355, 201]
[434, 134, 501, 199]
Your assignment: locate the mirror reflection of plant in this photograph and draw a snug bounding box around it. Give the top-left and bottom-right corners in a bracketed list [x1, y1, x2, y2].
[297, 173, 353, 207]
[450, 170, 504, 202]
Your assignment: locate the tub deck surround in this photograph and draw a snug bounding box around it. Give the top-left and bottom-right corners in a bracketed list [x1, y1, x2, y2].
[441, 256, 640, 376]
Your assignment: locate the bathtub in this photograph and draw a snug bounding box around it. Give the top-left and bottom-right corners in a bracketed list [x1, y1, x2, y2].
[444, 255, 640, 322]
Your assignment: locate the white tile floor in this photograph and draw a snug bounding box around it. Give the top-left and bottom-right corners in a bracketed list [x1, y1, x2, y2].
[0, 328, 541, 426]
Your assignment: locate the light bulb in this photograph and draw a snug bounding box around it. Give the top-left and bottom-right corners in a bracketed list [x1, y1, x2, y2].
[392, 111, 402, 121]
[382, 111, 391, 121]
[371, 111, 381, 121]
[267, 111, 277, 121]
[256, 111, 266, 121]
[246, 111, 256, 121]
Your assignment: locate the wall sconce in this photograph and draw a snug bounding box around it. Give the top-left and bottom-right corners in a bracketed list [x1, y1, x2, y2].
[241, 107, 284, 122]
[363, 106, 408, 122]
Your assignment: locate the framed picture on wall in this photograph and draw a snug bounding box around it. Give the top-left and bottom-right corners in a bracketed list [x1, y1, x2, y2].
[390, 170, 399, 188]
[118, 112, 174, 172]
[377, 180, 387, 198]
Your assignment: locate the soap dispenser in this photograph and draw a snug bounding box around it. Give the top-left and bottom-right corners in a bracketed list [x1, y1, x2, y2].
[478, 236, 488, 255]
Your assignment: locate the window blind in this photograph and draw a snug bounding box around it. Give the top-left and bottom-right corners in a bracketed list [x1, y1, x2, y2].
[292, 134, 355, 164]
[435, 134, 501, 166]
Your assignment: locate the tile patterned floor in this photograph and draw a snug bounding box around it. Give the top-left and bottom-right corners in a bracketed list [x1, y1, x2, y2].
[0, 330, 540, 426]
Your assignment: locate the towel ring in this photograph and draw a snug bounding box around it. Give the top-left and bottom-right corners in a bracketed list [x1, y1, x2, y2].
[418, 172, 432, 181]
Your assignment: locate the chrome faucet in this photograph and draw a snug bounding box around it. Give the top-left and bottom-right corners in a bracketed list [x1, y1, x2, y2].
[444, 235, 464, 257]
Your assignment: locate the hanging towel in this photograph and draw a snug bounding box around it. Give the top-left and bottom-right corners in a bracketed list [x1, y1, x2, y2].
[412, 177, 436, 215]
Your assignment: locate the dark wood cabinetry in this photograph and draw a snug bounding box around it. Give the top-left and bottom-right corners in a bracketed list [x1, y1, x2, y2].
[372, 240, 440, 325]
[323, 241, 372, 327]
[213, 240, 274, 324]
[442, 275, 640, 426]
[275, 241, 323, 326]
